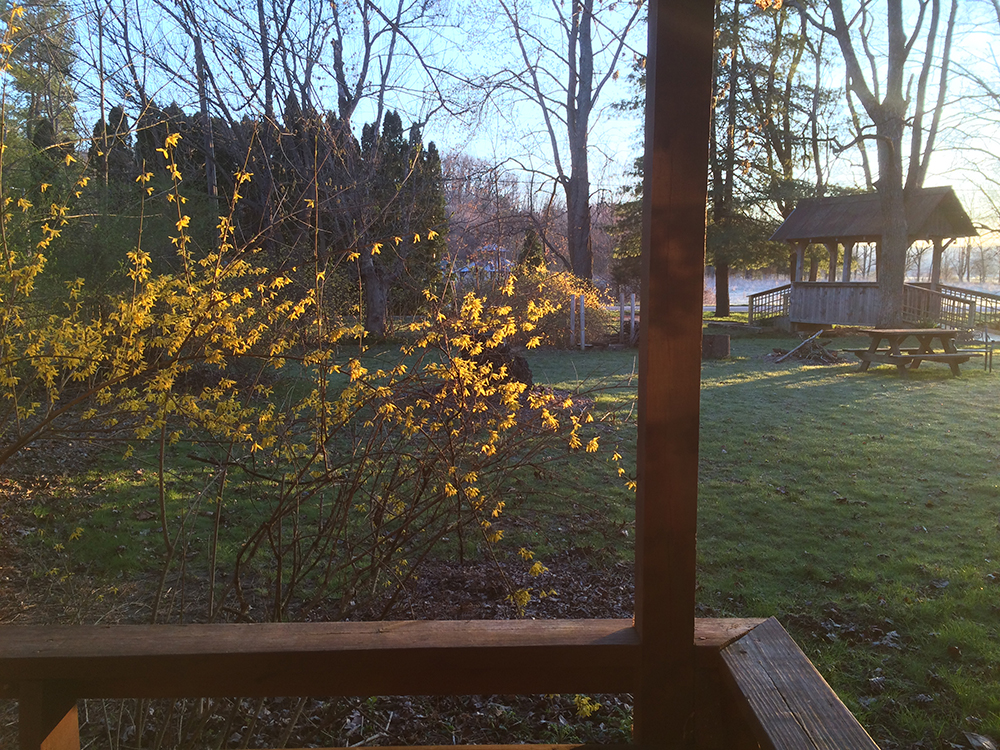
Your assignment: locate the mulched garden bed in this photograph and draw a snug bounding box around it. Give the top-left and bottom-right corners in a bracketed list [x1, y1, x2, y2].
[0, 442, 636, 748]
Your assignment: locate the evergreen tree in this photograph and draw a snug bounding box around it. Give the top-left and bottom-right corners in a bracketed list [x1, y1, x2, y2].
[358, 111, 447, 336]
[517, 227, 546, 274]
[7, 1, 78, 145]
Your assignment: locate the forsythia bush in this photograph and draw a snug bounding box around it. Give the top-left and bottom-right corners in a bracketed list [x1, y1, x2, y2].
[0, 112, 601, 624]
[488, 269, 617, 348]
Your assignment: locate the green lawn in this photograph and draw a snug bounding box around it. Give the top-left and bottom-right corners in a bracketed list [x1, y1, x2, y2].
[697, 331, 1000, 747]
[519, 332, 1000, 746]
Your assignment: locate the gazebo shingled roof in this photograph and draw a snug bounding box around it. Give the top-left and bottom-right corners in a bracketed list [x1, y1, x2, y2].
[770, 186, 978, 245]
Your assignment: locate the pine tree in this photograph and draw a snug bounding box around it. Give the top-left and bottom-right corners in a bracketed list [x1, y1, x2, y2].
[7, 0, 78, 145]
[517, 227, 546, 274]
[358, 111, 447, 336]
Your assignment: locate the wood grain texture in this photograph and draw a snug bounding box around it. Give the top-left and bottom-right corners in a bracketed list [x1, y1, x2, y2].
[0, 620, 639, 698]
[0, 619, 763, 702]
[720, 618, 880, 750]
[633, 0, 715, 746]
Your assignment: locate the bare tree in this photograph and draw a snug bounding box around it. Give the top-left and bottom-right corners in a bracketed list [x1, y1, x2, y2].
[790, 0, 959, 326]
[482, 0, 645, 281]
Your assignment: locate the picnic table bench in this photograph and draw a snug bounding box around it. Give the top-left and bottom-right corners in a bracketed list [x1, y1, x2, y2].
[844, 328, 981, 377]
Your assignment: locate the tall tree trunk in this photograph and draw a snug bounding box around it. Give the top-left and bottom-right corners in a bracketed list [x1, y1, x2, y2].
[565, 0, 594, 279]
[360, 251, 389, 340]
[875, 112, 907, 327]
[193, 36, 219, 223]
[565, 172, 592, 279]
[715, 261, 731, 317]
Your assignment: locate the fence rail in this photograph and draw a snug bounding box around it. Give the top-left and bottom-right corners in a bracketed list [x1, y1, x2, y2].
[747, 284, 791, 325]
[909, 283, 1000, 330]
[902, 283, 1000, 329]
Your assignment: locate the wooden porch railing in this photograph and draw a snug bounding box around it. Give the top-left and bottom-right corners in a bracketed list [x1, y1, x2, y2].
[0, 617, 880, 750]
[747, 284, 790, 325]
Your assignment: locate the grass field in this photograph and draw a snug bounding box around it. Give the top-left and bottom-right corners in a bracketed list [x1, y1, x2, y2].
[698, 331, 1000, 747]
[6, 329, 1000, 747]
[513, 330, 1000, 747]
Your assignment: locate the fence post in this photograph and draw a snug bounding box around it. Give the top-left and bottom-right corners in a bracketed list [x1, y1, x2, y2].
[630, 293, 637, 346]
[18, 682, 80, 750]
[619, 289, 625, 344]
[579, 294, 586, 351]
[569, 295, 577, 347]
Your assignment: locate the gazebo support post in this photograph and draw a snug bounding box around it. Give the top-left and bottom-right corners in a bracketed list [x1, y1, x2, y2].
[930, 239, 944, 292]
[929, 238, 951, 323]
[842, 241, 854, 282]
[633, 0, 714, 745]
[825, 242, 838, 282]
[790, 241, 806, 283]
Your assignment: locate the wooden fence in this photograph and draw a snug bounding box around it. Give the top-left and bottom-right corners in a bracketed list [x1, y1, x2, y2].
[907, 283, 1000, 329]
[749, 281, 1000, 330]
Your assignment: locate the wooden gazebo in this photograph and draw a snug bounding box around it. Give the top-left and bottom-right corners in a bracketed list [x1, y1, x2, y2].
[755, 187, 980, 328]
[0, 2, 880, 749]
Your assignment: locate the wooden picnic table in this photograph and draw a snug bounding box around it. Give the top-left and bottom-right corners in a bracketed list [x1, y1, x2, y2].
[846, 328, 979, 376]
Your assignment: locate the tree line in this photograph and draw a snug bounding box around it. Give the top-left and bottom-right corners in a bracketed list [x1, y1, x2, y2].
[9, 0, 1000, 327]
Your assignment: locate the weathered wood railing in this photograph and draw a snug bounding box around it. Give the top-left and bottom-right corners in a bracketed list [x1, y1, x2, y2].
[908, 282, 1000, 329]
[0, 617, 880, 750]
[749, 282, 997, 329]
[903, 284, 975, 328]
[747, 284, 790, 325]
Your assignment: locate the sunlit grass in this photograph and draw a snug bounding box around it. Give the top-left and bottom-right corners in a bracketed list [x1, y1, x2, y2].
[698, 332, 1000, 745]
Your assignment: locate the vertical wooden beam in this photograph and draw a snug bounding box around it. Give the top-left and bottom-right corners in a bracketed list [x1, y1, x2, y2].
[826, 242, 838, 282]
[634, 0, 714, 746]
[18, 683, 79, 750]
[930, 239, 945, 322]
[791, 242, 806, 283]
[930, 239, 943, 291]
[842, 242, 854, 282]
[620, 290, 626, 344]
[631, 293, 637, 345]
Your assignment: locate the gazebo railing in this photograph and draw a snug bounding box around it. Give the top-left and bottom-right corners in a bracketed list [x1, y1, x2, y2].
[903, 284, 978, 328]
[908, 283, 1000, 330]
[747, 284, 790, 325]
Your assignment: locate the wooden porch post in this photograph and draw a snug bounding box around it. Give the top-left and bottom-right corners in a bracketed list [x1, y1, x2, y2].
[930, 238, 946, 322]
[842, 242, 854, 282]
[633, 0, 713, 745]
[18, 683, 79, 750]
[826, 242, 838, 282]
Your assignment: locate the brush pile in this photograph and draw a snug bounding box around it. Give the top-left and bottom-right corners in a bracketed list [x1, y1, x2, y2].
[766, 330, 841, 365]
